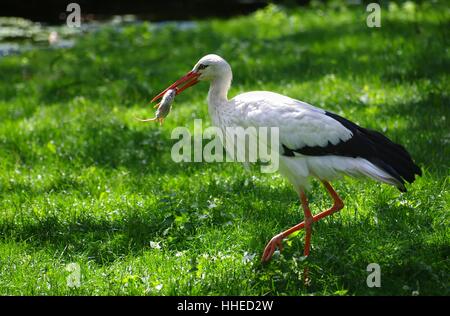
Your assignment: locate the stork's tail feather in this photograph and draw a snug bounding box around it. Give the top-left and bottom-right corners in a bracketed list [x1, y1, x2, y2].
[360, 128, 422, 192]
[323, 112, 421, 192]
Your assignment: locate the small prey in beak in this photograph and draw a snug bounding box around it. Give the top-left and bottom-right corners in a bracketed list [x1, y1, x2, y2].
[136, 88, 177, 125]
[139, 69, 200, 126]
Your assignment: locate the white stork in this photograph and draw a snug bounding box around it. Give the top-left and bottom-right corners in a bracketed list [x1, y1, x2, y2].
[151, 54, 421, 263]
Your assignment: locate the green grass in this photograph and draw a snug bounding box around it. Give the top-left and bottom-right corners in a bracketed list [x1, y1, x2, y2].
[0, 2, 449, 295]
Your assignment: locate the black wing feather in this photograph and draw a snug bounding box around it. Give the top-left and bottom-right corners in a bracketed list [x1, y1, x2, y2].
[282, 111, 421, 191]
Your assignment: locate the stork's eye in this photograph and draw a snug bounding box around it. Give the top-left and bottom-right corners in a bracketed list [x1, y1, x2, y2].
[198, 64, 209, 70]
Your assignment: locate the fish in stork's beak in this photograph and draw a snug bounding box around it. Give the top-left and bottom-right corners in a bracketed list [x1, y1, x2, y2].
[151, 70, 201, 103]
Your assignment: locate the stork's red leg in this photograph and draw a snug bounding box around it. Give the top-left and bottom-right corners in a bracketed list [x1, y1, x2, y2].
[261, 181, 344, 263]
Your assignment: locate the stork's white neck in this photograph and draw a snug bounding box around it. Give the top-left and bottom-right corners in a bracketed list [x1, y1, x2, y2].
[205, 63, 233, 127]
[207, 71, 232, 107]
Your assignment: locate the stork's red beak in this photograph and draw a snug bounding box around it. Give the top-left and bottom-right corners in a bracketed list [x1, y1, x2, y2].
[151, 71, 201, 103]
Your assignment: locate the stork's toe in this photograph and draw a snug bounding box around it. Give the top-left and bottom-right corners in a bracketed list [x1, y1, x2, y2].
[261, 234, 284, 262]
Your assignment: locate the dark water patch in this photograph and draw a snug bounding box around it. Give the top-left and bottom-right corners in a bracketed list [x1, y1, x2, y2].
[2, 0, 270, 24]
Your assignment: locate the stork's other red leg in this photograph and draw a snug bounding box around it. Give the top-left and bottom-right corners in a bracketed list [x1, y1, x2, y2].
[316, 181, 344, 222]
[261, 181, 344, 263]
[300, 191, 313, 257]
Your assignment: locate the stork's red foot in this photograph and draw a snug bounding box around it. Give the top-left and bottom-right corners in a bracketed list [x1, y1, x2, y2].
[261, 233, 284, 262]
[261, 181, 344, 265]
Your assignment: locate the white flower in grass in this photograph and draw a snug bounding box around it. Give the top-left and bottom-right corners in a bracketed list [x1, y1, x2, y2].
[150, 241, 161, 250]
[208, 201, 217, 209]
[243, 252, 256, 264]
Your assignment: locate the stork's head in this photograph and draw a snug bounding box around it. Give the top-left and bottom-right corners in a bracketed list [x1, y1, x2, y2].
[192, 54, 232, 81]
[151, 54, 231, 102]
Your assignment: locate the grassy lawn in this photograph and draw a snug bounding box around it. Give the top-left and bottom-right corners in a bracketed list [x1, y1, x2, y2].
[0, 2, 449, 295]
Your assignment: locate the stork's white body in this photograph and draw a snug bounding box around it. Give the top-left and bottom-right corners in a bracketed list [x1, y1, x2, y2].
[208, 82, 399, 191]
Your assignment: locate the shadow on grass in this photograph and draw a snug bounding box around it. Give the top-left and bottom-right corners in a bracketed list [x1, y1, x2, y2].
[1, 16, 446, 105]
[376, 94, 450, 175]
[212, 18, 448, 85]
[0, 179, 293, 262]
[259, 197, 449, 295]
